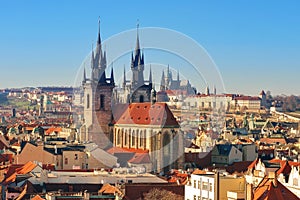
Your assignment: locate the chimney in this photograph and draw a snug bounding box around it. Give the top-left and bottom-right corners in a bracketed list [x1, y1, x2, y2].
[246, 183, 253, 200]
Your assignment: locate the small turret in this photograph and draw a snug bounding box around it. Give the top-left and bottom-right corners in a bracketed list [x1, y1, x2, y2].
[110, 66, 115, 85]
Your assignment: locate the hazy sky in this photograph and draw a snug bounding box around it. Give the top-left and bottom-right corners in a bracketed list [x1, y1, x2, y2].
[0, 1, 299, 95]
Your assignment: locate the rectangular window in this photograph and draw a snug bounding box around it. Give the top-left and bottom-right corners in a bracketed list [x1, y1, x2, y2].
[209, 183, 212, 192]
[64, 158, 68, 165]
[202, 182, 209, 190]
[75, 154, 78, 160]
[194, 180, 197, 188]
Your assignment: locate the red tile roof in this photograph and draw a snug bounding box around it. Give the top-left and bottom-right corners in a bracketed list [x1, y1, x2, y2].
[45, 126, 62, 135]
[0, 153, 13, 163]
[2, 161, 37, 185]
[253, 175, 299, 200]
[31, 195, 45, 200]
[260, 138, 287, 145]
[269, 159, 300, 167]
[107, 147, 149, 154]
[234, 96, 261, 101]
[248, 158, 260, 170]
[276, 160, 291, 175]
[128, 153, 151, 164]
[226, 161, 253, 174]
[99, 183, 122, 196]
[115, 103, 179, 127]
[192, 169, 207, 175]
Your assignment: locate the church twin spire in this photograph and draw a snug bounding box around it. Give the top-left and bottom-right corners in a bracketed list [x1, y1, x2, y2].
[85, 18, 114, 86]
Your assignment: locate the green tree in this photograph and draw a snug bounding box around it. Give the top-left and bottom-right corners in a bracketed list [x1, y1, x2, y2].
[142, 188, 183, 200]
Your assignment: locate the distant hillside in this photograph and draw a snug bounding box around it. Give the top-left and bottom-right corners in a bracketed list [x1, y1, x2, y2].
[0, 93, 8, 105]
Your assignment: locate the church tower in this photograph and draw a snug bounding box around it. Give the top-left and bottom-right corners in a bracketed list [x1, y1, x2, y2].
[82, 20, 115, 148]
[130, 23, 145, 90]
[128, 23, 152, 103]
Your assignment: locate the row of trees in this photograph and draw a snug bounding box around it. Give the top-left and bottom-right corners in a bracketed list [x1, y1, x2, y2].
[274, 95, 300, 112]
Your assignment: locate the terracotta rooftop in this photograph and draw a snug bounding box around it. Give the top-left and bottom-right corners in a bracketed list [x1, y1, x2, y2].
[260, 138, 287, 145]
[115, 102, 179, 127]
[45, 126, 62, 135]
[234, 96, 261, 101]
[31, 195, 45, 200]
[248, 158, 260, 170]
[269, 159, 300, 167]
[99, 183, 122, 196]
[107, 147, 149, 154]
[253, 175, 299, 200]
[2, 161, 37, 185]
[128, 153, 151, 164]
[226, 161, 253, 174]
[192, 169, 207, 175]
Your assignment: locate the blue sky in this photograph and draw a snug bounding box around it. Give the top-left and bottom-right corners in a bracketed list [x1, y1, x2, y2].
[0, 1, 299, 95]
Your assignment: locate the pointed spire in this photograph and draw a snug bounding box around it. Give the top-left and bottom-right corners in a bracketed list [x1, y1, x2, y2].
[135, 19, 140, 52]
[91, 43, 94, 69]
[110, 64, 115, 85]
[160, 70, 165, 91]
[97, 17, 101, 45]
[83, 67, 87, 83]
[205, 85, 210, 95]
[141, 50, 144, 65]
[123, 65, 126, 89]
[214, 85, 216, 95]
[149, 65, 152, 84]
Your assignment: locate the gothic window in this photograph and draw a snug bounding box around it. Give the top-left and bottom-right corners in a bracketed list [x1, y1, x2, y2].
[139, 131, 143, 147]
[87, 94, 90, 109]
[139, 95, 144, 103]
[100, 94, 105, 109]
[124, 131, 128, 146]
[117, 129, 120, 145]
[132, 130, 135, 146]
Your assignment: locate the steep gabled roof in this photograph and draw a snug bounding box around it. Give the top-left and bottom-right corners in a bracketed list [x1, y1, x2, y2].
[215, 144, 233, 156]
[99, 183, 122, 196]
[254, 176, 299, 200]
[31, 195, 45, 200]
[128, 153, 151, 164]
[2, 161, 37, 185]
[115, 102, 179, 127]
[276, 160, 292, 175]
[107, 147, 149, 154]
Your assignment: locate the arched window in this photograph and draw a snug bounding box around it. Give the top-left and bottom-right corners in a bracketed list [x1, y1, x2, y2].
[100, 94, 105, 109]
[87, 94, 90, 109]
[139, 130, 143, 147]
[132, 130, 135, 147]
[117, 129, 120, 145]
[139, 95, 144, 103]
